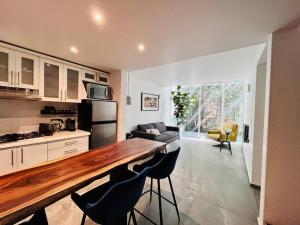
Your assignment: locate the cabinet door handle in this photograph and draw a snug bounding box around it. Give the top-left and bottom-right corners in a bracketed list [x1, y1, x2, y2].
[21, 148, 24, 164]
[11, 150, 14, 167]
[18, 72, 20, 85]
[65, 141, 78, 146]
[10, 70, 14, 86]
[15, 72, 18, 86]
[60, 89, 62, 101]
[64, 149, 78, 154]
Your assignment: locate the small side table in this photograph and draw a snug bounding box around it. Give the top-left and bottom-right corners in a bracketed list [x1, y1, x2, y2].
[220, 130, 232, 155]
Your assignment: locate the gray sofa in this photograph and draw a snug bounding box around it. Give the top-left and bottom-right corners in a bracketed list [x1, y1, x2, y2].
[131, 122, 179, 144]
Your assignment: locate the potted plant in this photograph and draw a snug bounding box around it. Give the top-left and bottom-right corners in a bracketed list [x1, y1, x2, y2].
[171, 86, 196, 134]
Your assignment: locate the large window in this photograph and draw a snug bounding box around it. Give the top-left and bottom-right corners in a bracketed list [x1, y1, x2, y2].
[179, 80, 245, 140]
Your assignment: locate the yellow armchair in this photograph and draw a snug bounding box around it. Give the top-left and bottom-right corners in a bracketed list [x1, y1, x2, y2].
[207, 123, 239, 142]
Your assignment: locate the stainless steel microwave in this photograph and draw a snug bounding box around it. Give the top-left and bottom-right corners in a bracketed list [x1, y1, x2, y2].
[85, 82, 112, 100]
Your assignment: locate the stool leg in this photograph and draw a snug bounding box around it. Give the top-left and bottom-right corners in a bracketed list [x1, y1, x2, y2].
[220, 142, 223, 152]
[80, 213, 86, 225]
[157, 179, 163, 225]
[229, 142, 232, 155]
[131, 210, 138, 225]
[168, 176, 180, 221]
[150, 178, 153, 202]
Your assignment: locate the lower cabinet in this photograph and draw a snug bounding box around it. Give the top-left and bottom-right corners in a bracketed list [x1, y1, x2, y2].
[0, 143, 47, 176]
[0, 136, 89, 176]
[0, 148, 17, 176]
[17, 143, 48, 170]
[48, 136, 89, 161]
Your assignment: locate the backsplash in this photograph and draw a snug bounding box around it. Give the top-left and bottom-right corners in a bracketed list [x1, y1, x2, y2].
[0, 99, 77, 134]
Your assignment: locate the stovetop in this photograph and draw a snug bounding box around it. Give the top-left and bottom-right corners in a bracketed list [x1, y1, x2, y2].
[0, 132, 41, 144]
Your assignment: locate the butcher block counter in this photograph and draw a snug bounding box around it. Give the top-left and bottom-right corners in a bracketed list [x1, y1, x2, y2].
[0, 138, 166, 225]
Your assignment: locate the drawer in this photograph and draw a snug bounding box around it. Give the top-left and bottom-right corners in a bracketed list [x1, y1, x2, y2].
[48, 143, 88, 161]
[48, 136, 88, 150]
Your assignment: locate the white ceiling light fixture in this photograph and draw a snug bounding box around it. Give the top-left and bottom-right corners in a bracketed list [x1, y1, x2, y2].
[94, 13, 104, 23]
[70, 46, 78, 54]
[138, 44, 145, 52]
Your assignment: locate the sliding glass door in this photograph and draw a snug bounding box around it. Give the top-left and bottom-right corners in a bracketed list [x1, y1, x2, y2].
[180, 80, 245, 140]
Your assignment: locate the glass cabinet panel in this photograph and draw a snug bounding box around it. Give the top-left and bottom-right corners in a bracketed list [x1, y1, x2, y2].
[44, 63, 60, 98]
[66, 68, 79, 100]
[21, 57, 34, 85]
[0, 52, 9, 83]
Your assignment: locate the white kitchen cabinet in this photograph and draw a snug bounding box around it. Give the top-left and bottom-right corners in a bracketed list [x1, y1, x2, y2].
[48, 136, 89, 161]
[0, 148, 17, 176]
[16, 143, 47, 170]
[82, 69, 97, 82]
[15, 52, 39, 89]
[63, 65, 81, 103]
[0, 46, 39, 89]
[40, 58, 64, 101]
[0, 46, 15, 87]
[40, 59, 82, 103]
[97, 72, 110, 85]
[0, 143, 48, 176]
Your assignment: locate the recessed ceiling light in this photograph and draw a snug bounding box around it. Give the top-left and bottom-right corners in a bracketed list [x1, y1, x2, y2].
[70, 46, 78, 54]
[94, 14, 103, 22]
[93, 12, 105, 25]
[138, 44, 145, 52]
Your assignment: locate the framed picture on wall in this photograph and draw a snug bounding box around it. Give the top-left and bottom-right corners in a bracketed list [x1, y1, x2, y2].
[141, 93, 159, 111]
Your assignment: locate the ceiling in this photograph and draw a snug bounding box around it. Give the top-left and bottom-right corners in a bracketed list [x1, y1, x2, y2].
[130, 44, 266, 86]
[0, 0, 299, 72]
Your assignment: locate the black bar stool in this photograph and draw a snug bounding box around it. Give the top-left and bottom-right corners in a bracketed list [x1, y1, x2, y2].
[71, 168, 149, 225]
[132, 147, 181, 225]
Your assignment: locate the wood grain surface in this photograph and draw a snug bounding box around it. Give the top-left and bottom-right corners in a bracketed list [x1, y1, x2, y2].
[0, 138, 166, 225]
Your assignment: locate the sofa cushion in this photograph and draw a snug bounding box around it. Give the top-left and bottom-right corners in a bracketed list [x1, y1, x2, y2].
[137, 123, 155, 132]
[162, 131, 179, 139]
[154, 122, 167, 132]
[154, 134, 170, 142]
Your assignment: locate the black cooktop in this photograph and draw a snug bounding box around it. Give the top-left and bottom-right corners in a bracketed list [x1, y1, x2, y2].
[0, 132, 40, 143]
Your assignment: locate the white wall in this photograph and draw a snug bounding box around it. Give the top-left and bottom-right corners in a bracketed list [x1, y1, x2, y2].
[125, 74, 165, 132]
[243, 45, 267, 186]
[259, 22, 300, 225]
[110, 70, 126, 141]
[0, 100, 76, 134]
[252, 63, 266, 185]
[243, 62, 267, 186]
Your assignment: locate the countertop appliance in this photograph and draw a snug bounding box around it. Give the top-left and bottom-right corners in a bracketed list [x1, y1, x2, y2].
[84, 82, 112, 100]
[78, 100, 117, 149]
[0, 132, 40, 143]
[65, 118, 76, 131]
[39, 123, 55, 136]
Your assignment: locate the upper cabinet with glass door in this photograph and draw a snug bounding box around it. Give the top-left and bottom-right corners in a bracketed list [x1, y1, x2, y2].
[0, 46, 39, 89]
[63, 65, 81, 103]
[0, 46, 15, 87]
[15, 52, 39, 89]
[40, 58, 63, 102]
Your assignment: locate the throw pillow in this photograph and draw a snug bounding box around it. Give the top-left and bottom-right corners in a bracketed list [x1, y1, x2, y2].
[150, 128, 160, 135]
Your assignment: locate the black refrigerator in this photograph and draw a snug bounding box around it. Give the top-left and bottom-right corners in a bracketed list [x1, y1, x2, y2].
[78, 100, 117, 149]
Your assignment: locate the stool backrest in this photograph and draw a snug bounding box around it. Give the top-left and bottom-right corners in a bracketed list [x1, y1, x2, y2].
[86, 168, 148, 224]
[149, 147, 180, 179]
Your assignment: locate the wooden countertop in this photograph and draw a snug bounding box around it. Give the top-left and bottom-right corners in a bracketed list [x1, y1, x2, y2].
[0, 138, 166, 225]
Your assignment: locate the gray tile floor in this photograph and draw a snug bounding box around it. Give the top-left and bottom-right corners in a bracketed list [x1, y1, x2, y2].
[19, 138, 259, 225]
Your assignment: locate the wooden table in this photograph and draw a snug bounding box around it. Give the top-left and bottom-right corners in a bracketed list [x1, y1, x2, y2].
[0, 138, 166, 225]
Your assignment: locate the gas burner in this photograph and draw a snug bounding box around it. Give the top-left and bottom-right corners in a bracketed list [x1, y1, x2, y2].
[24, 131, 40, 139]
[0, 132, 41, 144]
